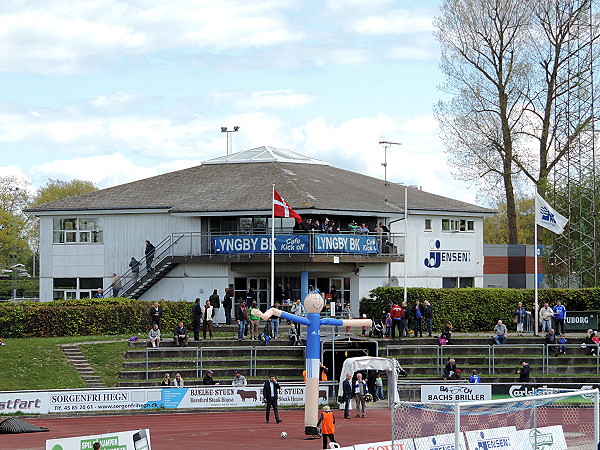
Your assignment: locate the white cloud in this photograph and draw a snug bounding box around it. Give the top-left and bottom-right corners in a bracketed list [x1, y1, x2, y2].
[29, 153, 158, 188]
[352, 10, 433, 35]
[0, 1, 304, 74]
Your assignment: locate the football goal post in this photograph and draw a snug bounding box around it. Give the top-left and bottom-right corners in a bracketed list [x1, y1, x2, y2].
[392, 388, 599, 449]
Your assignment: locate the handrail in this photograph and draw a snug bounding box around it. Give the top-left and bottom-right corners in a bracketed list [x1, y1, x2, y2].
[144, 345, 307, 380]
[109, 231, 405, 297]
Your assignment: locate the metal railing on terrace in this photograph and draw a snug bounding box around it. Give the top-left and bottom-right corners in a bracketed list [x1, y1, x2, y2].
[385, 343, 600, 376]
[106, 231, 405, 295]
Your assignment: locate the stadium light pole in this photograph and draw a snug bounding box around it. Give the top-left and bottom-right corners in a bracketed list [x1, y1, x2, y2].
[379, 140, 401, 202]
[221, 126, 240, 155]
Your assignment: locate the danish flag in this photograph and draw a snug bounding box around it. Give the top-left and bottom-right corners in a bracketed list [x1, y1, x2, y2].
[273, 189, 302, 223]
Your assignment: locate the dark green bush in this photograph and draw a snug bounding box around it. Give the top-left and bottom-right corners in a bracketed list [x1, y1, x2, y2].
[360, 287, 600, 332]
[0, 298, 193, 338]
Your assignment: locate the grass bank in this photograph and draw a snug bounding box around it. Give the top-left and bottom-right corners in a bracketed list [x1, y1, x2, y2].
[0, 335, 129, 391]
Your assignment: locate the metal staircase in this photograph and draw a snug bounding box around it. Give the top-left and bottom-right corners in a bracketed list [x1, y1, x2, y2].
[107, 234, 184, 300]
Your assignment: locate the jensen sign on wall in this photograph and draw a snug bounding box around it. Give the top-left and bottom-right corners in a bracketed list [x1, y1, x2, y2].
[420, 238, 477, 272]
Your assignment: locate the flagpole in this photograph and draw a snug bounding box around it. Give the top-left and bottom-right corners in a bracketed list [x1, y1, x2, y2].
[534, 221, 539, 336]
[271, 184, 275, 307]
[403, 185, 408, 303]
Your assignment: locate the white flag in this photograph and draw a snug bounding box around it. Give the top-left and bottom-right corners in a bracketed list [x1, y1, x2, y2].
[535, 193, 568, 234]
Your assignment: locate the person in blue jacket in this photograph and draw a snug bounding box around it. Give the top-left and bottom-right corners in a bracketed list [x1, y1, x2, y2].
[553, 300, 566, 335]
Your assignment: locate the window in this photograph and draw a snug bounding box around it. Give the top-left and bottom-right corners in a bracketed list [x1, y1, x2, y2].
[52, 277, 102, 299]
[442, 277, 474, 288]
[424, 219, 432, 231]
[441, 219, 474, 233]
[53, 218, 102, 243]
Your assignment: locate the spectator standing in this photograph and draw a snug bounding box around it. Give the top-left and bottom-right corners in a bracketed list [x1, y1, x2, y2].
[546, 329, 558, 357]
[246, 287, 257, 306]
[173, 321, 189, 347]
[443, 358, 461, 380]
[144, 240, 155, 270]
[342, 373, 353, 419]
[209, 289, 221, 327]
[129, 257, 140, 280]
[203, 370, 219, 385]
[358, 223, 369, 234]
[223, 287, 233, 325]
[374, 373, 384, 400]
[291, 299, 307, 337]
[317, 405, 337, 449]
[149, 301, 162, 327]
[390, 302, 403, 341]
[413, 300, 423, 337]
[354, 373, 368, 418]
[249, 301, 260, 340]
[236, 300, 249, 341]
[558, 334, 567, 355]
[469, 369, 481, 383]
[423, 300, 434, 337]
[400, 301, 410, 338]
[173, 373, 184, 387]
[517, 360, 530, 382]
[232, 370, 247, 386]
[148, 323, 161, 348]
[192, 298, 202, 341]
[553, 300, 566, 335]
[493, 320, 508, 345]
[263, 375, 282, 423]
[514, 302, 527, 336]
[271, 301, 281, 338]
[384, 314, 392, 338]
[329, 220, 339, 233]
[539, 302, 554, 332]
[110, 273, 122, 297]
[202, 300, 214, 339]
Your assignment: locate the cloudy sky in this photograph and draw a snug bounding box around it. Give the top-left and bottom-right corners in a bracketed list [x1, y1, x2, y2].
[0, 0, 480, 205]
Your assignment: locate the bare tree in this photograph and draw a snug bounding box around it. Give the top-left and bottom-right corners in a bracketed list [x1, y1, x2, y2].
[434, 0, 532, 244]
[435, 0, 600, 244]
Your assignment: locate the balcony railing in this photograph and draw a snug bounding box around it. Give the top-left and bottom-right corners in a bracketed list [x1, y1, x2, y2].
[106, 231, 404, 296]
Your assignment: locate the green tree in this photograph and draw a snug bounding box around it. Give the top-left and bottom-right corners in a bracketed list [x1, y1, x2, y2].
[434, 0, 599, 244]
[0, 176, 32, 269]
[484, 197, 534, 244]
[31, 179, 97, 206]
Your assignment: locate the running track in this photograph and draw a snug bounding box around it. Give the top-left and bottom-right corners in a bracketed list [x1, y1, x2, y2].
[3, 409, 391, 449]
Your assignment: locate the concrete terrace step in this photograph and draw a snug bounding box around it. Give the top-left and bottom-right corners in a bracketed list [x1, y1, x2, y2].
[60, 343, 106, 389]
[118, 367, 303, 380]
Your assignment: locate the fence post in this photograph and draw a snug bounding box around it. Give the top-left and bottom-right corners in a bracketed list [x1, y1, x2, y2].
[145, 347, 149, 380]
[195, 347, 199, 379]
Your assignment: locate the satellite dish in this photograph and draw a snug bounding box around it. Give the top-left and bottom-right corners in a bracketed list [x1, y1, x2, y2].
[388, 276, 399, 287]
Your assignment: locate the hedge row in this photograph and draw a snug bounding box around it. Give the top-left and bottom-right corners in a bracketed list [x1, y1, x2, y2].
[0, 298, 194, 338]
[359, 287, 600, 333]
[0, 279, 39, 298]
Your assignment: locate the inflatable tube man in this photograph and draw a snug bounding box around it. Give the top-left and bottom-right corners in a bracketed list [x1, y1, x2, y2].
[251, 292, 372, 436]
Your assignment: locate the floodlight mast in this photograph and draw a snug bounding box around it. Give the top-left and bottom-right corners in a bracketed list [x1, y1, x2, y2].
[379, 140, 401, 202]
[221, 126, 240, 155]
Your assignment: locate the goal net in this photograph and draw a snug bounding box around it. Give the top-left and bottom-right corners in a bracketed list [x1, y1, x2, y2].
[392, 388, 599, 449]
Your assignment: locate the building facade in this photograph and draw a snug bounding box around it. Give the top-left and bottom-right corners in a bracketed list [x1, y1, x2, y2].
[28, 147, 494, 315]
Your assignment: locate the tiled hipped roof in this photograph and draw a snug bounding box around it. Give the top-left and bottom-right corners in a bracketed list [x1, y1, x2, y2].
[27, 148, 492, 215]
